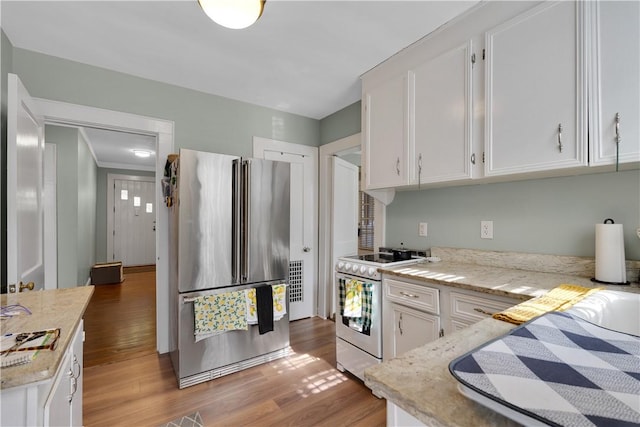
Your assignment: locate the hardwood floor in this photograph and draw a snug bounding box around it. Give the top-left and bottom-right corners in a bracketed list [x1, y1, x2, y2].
[83, 273, 386, 426]
[83, 268, 157, 368]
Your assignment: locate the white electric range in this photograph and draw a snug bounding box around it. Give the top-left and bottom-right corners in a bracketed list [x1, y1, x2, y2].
[335, 251, 424, 385]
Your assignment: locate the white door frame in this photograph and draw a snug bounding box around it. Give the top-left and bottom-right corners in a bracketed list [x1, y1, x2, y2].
[318, 133, 386, 318]
[44, 143, 57, 290]
[32, 98, 174, 354]
[253, 136, 319, 318]
[107, 173, 156, 264]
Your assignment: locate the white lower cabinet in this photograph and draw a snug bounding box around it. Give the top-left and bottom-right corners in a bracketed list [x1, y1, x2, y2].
[387, 401, 426, 427]
[383, 278, 441, 361]
[382, 276, 520, 360]
[387, 303, 441, 360]
[44, 320, 84, 426]
[446, 290, 518, 332]
[1, 320, 84, 426]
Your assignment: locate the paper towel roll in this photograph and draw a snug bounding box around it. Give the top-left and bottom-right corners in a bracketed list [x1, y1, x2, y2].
[595, 221, 626, 284]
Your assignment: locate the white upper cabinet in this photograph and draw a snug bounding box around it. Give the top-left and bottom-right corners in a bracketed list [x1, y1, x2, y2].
[484, 1, 587, 176]
[361, 0, 639, 190]
[411, 41, 474, 184]
[362, 72, 410, 189]
[588, 1, 640, 167]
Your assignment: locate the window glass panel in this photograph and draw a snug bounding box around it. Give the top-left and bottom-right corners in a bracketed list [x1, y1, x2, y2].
[134, 196, 141, 207]
[120, 189, 128, 200]
[358, 191, 374, 251]
[146, 203, 153, 213]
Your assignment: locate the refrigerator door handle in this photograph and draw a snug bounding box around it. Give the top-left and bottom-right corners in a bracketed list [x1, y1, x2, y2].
[232, 159, 242, 283]
[241, 159, 251, 281]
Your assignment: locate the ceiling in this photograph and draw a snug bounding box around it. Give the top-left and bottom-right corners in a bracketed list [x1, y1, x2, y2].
[2, 0, 478, 169]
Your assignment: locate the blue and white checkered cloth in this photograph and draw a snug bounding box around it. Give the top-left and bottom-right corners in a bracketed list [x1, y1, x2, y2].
[450, 311, 640, 426]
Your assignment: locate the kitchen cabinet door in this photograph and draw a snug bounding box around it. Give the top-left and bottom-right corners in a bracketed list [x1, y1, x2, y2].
[588, 1, 640, 167]
[387, 303, 440, 359]
[485, 1, 587, 176]
[362, 72, 410, 189]
[44, 320, 83, 426]
[412, 41, 474, 184]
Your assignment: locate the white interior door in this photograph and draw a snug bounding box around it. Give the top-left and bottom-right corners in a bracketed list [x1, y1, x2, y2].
[254, 137, 318, 321]
[331, 156, 359, 314]
[7, 73, 45, 291]
[113, 179, 156, 266]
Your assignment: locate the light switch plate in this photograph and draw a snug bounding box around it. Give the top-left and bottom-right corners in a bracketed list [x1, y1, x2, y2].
[419, 222, 428, 237]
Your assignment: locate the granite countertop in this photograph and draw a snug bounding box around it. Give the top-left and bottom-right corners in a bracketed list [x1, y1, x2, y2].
[381, 260, 639, 301]
[0, 287, 94, 390]
[364, 250, 639, 426]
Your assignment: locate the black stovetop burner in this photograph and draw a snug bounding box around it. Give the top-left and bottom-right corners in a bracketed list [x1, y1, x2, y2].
[357, 253, 397, 263]
[343, 252, 422, 264]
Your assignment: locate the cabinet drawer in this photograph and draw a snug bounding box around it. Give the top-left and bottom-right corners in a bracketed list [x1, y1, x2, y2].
[384, 279, 439, 314]
[450, 291, 515, 323]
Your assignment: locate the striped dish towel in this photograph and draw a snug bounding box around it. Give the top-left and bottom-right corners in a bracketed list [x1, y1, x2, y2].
[492, 284, 602, 325]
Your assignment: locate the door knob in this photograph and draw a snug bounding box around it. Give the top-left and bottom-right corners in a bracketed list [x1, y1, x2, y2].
[19, 281, 35, 292]
[303, 247, 311, 252]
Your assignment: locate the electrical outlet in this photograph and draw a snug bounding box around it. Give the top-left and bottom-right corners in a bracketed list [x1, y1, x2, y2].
[481, 221, 493, 239]
[419, 222, 428, 237]
[636, 227, 640, 239]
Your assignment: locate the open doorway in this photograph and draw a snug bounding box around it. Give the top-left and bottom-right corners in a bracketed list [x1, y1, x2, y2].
[33, 97, 174, 355]
[318, 133, 386, 319]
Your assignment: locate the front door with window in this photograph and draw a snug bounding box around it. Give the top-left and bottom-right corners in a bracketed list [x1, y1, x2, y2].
[112, 178, 156, 266]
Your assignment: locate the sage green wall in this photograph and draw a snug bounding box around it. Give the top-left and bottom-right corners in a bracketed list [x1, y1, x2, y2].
[319, 101, 361, 145]
[46, 125, 98, 287]
[46, 125, 80, 288]
[11, 48, 320, 156]
[95, 167, 155, 263]
[386, 170, 640, 260]
[319, 94, 640, 261]
[77, 131, 97, 284]
[1, 31, 13, 288]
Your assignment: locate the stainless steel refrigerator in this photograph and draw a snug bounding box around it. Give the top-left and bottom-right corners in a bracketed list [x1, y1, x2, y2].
[167, 148, 290, 388]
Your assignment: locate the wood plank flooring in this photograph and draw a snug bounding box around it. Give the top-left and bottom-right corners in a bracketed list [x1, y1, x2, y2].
[83, 272, 386, 426]
[83, 268, 157, 367]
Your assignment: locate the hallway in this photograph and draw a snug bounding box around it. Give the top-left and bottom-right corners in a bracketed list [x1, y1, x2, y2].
[83, 267, 156, 368]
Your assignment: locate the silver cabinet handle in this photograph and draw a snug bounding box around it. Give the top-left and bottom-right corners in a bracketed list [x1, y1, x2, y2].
[396, 157, 400, 175]
[68, 368, 77, 403]
[72, 355, 81, 379]
[303, 247, 311, 252]
[471, 153, 476, 165]
[615, 113, 621, 171]
[557, 123, 563, 153]
[398, 312, 403, 335]
[418, 154, 422, 188]
[473, 307, 494, 316]
[400, 291, 418, 299]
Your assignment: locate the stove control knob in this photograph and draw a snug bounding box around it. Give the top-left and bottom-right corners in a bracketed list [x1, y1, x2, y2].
[344, 263, 351, 272]
[368, 267, 376, 277]
[359, 265, 367, 275]
[352, 264, 359, 273]
[337, 261, 345, 270]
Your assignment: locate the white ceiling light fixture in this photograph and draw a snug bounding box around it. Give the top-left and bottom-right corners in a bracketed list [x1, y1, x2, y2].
[198, 0, 265, 30]
[133, 149, 152, 158]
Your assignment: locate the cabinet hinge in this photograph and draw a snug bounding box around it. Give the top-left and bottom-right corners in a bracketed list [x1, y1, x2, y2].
[471, 53, 476, 66]
[482, 49, 486, 60]
[482, 152, 485, 163]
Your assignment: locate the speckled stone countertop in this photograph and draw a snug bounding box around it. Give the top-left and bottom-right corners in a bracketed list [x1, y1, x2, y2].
[364, 248, 639, 426]
[0, 287, 94, 390]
